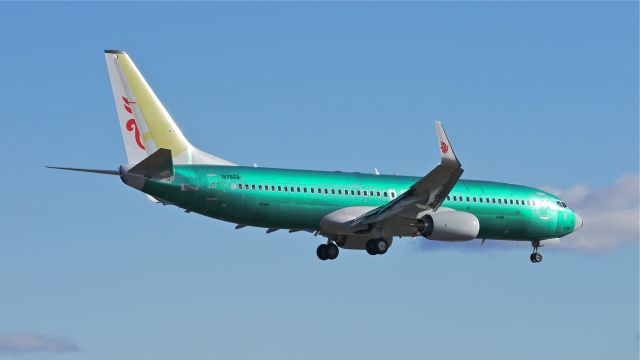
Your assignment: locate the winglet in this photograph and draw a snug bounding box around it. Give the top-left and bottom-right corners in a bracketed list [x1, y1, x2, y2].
[435, 121, 460, 167]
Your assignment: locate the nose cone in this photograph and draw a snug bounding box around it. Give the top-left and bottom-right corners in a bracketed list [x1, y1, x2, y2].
[574, 213, 583, 231]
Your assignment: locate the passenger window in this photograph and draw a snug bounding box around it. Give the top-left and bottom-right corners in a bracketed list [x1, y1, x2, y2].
[370, 191, 374, 196]
[509, 199, 513, 204]
[318, 188, 321, 194]
[284, 187, 288, 192]
[486, 198, 489, 203]
[492, 198, 495, 203]
[278, 186, 281, 191]
[311, 188, 315, 193]
[297, 187, 300, 192]
[447, 196, 450, 200]
[384, 192, 388, 197]
[532, 200, 536, 206]
[466, 197, 470, 202]
[498, 199, 502, 204]
[479, 198, 483, 203]
[338, 189, 342, 195]
[377, 191, 380, 197]
[258, 185, 262, 190]
[324, 189, 328, 194]
[351, 190, 355, 195]
[304, 187, 307, 193]
[363, 191, 367, 197]
[331, 189, 335, 194]
[344, 189, 348, 195]
[504, 199, 507, 204]
[473, 197, 476, 202]
[251, 185, 255, 190]
[238, 184, 243, 189]
[357, 190, 361, 195]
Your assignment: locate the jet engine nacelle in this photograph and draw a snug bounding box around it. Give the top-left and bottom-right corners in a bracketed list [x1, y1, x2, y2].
[416, 211, 480, 241]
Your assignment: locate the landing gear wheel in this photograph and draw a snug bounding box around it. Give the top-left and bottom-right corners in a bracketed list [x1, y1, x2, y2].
[317, 244, 328, 261]
[326, 244, 339, 260]
[317, 243, 339, 260]
[373, 238, 388, 254]
[530, 240, 543, 263]
[533, 252, 543, 263]
[366, 239, 389, 255]
[366, 240, 378, 255]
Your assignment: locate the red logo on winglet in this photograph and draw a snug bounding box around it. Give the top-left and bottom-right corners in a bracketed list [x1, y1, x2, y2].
[440, 141, 449, 154]
[121, 97, 145, 150]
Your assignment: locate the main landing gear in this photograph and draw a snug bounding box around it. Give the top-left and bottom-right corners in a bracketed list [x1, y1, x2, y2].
[366, 238, 389, 256]
[530, 240, 543, 263]
[317, 243, 339, 261]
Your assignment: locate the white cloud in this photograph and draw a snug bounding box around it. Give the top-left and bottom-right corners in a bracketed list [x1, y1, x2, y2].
[0, 333, 79, 355]
[543, 173, 639, 252]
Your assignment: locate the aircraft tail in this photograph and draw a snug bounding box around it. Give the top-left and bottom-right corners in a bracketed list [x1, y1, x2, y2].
[104, 50, 235, 166]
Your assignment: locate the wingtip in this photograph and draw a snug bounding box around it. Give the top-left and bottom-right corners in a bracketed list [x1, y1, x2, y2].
[434, 121, 460, 167]
[104, 49, 125, 54]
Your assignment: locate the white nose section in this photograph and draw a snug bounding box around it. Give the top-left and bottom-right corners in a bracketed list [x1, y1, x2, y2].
[574, 213, 583, 231]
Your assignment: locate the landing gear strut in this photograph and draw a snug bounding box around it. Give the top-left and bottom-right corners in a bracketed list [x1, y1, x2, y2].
[366, 238, 389, 255]
[317, 243, 339, 261]
[530, 240, 543, 263]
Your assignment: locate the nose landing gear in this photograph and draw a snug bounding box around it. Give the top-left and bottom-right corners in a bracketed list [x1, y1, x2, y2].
[530, 240, 543, 263]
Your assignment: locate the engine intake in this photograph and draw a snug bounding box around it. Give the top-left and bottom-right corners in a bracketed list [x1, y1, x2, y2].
[416, 211, 480, 241]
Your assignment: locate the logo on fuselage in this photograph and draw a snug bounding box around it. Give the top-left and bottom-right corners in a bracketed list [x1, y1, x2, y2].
[122, 96, 145, 150]
[440, 141, 449, 154]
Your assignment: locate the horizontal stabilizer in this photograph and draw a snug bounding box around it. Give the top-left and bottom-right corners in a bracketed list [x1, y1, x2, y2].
[128, 148, 173, 179]
[46, 166, 119, 175]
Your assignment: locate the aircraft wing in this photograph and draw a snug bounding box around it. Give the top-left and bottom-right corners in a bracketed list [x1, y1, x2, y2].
[350, 121, 463, 228]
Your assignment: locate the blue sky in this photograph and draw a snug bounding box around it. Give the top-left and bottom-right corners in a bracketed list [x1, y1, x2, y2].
[0, 2, 637, 359]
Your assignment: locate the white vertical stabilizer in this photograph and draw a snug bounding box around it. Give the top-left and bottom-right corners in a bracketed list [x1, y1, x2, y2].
[104, 50, 236, 166]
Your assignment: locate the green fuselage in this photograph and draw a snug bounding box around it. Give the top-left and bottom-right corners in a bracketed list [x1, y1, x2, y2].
[139, 165, 578, 241]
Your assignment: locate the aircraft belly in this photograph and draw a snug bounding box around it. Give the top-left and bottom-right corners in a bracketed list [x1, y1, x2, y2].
[476, 212, 531, 240]
[220, 193, 333, 230]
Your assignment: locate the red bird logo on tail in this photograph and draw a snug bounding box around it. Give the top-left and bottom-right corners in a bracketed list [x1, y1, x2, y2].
[440, 141, 449, 154]
[122, 96, 145, 150]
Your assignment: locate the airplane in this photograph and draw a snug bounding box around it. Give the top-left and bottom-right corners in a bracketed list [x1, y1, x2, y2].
[48, 50, 583, 263]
